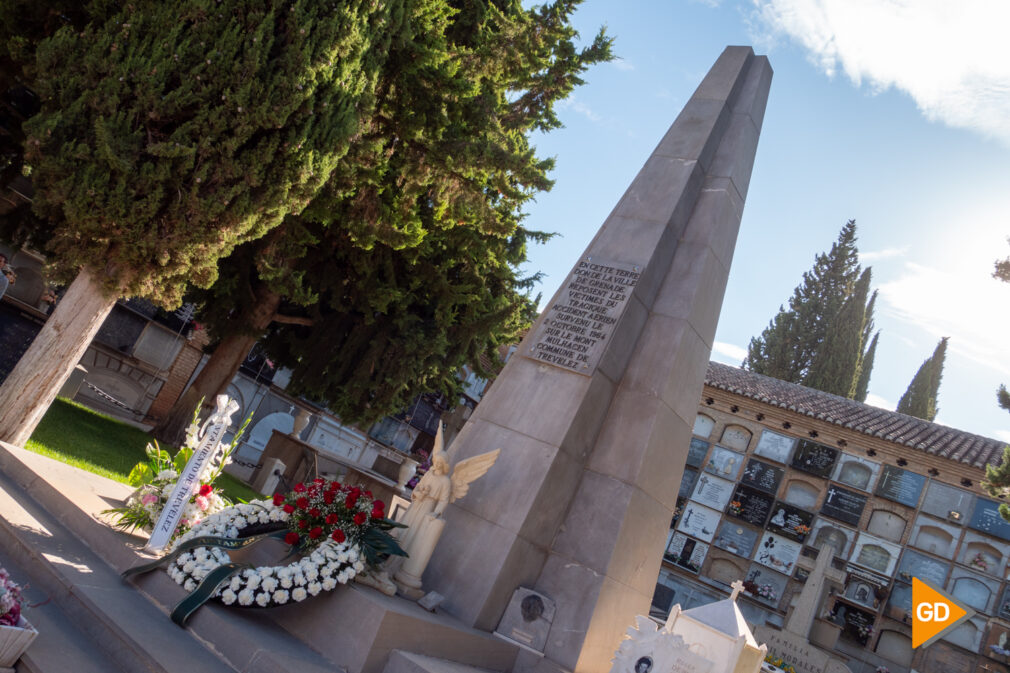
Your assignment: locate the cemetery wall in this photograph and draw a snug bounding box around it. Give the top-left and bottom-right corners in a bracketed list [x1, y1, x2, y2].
[651, 376, 1010, 673]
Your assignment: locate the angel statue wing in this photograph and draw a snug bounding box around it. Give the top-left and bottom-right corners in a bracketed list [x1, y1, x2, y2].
[449, 449, 501, 503]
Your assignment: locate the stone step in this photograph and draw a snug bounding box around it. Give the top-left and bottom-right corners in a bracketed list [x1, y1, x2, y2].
[0, 461, 235, 673]
[0, 540, 127, 673]
[384, 651, 500, 673]
[0, 442, 343, 673]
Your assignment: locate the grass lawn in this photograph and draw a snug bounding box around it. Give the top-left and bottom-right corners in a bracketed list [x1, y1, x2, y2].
[25, 398, 261, 503]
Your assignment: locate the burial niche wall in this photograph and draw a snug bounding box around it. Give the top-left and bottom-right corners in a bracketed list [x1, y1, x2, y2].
[959, 539, 1003, 576]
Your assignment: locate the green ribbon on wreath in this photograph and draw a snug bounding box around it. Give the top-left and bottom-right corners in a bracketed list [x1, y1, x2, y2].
[122, 527, 291, 626]
[170, 562, 249, 626]
[121, 529, 287, 580]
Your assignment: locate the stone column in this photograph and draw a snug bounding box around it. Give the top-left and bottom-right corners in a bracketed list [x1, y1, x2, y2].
[786, 544, 835, 637]
[424, 46, 772, 673]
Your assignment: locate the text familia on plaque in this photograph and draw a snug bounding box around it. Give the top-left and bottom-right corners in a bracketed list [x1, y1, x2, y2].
[525, 257, 640, 375]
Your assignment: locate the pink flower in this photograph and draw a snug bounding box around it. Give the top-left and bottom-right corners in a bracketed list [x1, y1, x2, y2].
[141, 494, 158, 505]
[195, 495, 209, 511]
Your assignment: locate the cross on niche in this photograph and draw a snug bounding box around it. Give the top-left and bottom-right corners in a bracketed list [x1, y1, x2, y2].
[730, 579, 746, 601]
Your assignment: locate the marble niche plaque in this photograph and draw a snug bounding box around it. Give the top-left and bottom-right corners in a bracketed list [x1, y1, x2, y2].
[920, 480, 975, 523]
[790, 440, 839, 478]
[875, 465, 926, 508]
[704, 445, 744, 480]
[740, 458, 784, 495]
[677, 502, 721, 543]
[665, 532, 709, 573]
[754, 430, 796, 465]
[494, 587, 556, 653]
[712, 520, 759, 558]
[524, 257, 640, 375]
[754, 532, 802, 575]
[896, 549, 949, 586]
[678, 468, 700, 500]
[690, 473, 735, 511]
[969, 498, 1010, 542]
[687, 438, 709, 468]
[766, 501, 815, 543]
[728, 485, 774, 528]
[820, 484, 868, 527]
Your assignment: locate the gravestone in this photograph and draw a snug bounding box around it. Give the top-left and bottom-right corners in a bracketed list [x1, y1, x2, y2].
[424, 46, 772, 673]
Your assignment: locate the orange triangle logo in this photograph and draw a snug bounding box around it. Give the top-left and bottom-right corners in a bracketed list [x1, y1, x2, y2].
[912, 577, 974, 648]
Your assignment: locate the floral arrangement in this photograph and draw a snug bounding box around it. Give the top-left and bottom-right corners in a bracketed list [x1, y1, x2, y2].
[0, 567, 24, 627]
[728, 500, 743, 516]
[792, 524, 811, 536]
[991, 632, 1010, 658]
[275, 479, 387, 558]
[854, 622, 873, 639]
[763, 654, 796, 673]
[165, 478, 405, 609]
[756, 583, 778, 601]
[969, 551, 990, 572]
[875, 666, 890, 673]
[104, 404, 248, 544]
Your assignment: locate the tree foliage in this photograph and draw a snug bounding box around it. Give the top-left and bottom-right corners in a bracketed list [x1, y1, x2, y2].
[743, 220, 879, 399]
[153, 0, 613, 439]
[4, 0, 395, 304]
[896, 336, 948, 422]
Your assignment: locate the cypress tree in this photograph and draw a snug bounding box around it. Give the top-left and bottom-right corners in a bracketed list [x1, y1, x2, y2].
[804, 268, 872, 397]
[896, 337, 949, 421]
[152, 0, 613, 443]
[852, 330, 879, 403]
[0, 0, 397, 444]
[744, 220, 867, 388]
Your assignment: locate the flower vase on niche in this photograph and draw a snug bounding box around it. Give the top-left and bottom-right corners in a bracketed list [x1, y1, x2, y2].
[0, 567, 36, 668]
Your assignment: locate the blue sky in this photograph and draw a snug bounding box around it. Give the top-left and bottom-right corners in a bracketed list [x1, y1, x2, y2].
[519, 0, 1010, 442]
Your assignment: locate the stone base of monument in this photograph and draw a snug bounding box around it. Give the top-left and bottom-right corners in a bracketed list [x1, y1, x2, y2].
[754, 626, 853, 673]
[0, 440, 518, 673]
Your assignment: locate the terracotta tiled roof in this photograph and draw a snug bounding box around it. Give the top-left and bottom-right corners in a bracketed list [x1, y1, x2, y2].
[705, 361, 1007, 469]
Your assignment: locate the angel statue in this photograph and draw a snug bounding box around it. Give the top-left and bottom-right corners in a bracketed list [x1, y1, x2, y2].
[391, 423, 499, 599]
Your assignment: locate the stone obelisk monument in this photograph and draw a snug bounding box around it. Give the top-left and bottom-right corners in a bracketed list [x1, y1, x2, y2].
[425, 47, 772, 673]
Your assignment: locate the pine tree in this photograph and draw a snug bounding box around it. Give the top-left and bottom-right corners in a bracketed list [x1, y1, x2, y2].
[151, 0, 613, 443]
[0, 0, 398, 444]
[982, 447, 1010, 522]
[852, 330, 879, 403]
[744, 220, 878, 398]
[896, 337, 949, 421]
[805, 268, 872, 397]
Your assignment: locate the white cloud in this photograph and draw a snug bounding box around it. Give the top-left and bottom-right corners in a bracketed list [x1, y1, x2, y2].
[992, 429, 1010, 445]
[558, 96, 601, 122]
[612, 58, 635, 72]
[860, 246, 909, 263]
[877, 259, 1010, 377]
[712, 341, 748, 364]
[863, 392, 892, 410]
[753, 0, 1010, 144]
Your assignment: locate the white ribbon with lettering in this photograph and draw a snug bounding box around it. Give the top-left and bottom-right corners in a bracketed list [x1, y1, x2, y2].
[145, 395, 240, 553]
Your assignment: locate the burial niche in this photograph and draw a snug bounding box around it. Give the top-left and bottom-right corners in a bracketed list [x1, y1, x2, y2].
[694, 413, 715, 438]
[708, 558, 745, 586]
[914, 525, 954, 556]
[855, 544, 892, 574]
[874, 630, 912, 667]
[783, 480, 819, 509]
[951, 576, 991, 612]
[719, 424, 752, 452]
[837, 460, 873, 490]
[813, 525, 849, 555]
[959, 540, 1001, 575]
[867, 510, 906, 543]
